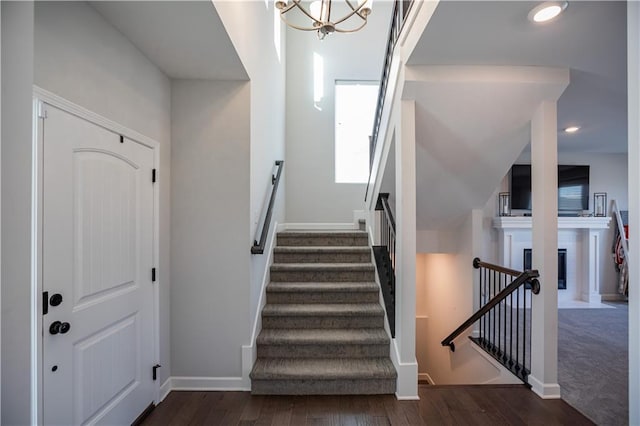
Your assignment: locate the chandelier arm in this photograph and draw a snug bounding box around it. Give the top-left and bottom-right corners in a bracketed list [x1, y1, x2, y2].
[334, 19, 368, 33]
[279, 15, 322, 32]
[332, 2, 368, 26]
[289, 0, 322, 24]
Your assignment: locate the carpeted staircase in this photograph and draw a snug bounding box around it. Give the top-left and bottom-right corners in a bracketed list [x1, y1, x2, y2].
[250, 230, 397, 395]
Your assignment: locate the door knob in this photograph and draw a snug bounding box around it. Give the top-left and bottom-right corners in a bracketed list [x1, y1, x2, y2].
[49, 293, 63, 307]
[49, 321, 62, 335]
[49, 321, 71, 335]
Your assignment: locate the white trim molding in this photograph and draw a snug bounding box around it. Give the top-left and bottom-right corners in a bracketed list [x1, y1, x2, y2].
[159, 378, 172, 403]
[170, 377, 249, 392]
[528, 375, 561, 399]
[242, 221, 280, 389]
[391, 340, 419, 400]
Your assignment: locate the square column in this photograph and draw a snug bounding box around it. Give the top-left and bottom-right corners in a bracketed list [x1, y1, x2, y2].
[529, 100, 561, 398]
[394, 100, 418, 399]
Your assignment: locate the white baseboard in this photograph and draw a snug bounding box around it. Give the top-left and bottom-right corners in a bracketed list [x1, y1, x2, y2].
[418, 373, 434, 384]
[170, 376, 249, 392]
[601, 293, 627, 302]
[528, 375, 561, 399]
[390, 340, 419, 400]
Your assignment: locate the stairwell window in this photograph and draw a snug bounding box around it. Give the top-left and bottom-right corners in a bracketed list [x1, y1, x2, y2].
[335, 81, 378, 184]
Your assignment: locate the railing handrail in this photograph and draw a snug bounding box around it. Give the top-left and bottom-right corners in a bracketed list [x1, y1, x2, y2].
[472, 258, 522, 277]
[376, 193, 396, 236]
[612, 199, 629, 260]
[365, 0, 414, 202]
[441, 258, 540, 350]
[251, 160, 284, 255]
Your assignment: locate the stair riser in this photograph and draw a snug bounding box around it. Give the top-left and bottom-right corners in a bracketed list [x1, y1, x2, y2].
[257, 344, 389, 358]
[266, 291, 379, 304]
[277, 236, 368, 247]
[273, 252, 371, 263]
[262, 315, 384, 329]
[270, 270, 375, 282]
[251, 379, 396, 395]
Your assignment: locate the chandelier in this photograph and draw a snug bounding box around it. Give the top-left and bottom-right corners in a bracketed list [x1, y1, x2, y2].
[275, 0, 373, 40]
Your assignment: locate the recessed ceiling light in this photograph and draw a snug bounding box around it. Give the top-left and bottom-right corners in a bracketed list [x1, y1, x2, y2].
[528, 1, 568, 23]
[564, 126, 580, 133]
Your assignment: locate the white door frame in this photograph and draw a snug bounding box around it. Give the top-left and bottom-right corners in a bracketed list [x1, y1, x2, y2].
[31, 86, 161, 424]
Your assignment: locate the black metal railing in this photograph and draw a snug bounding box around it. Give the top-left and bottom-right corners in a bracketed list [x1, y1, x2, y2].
[372, 193, 396, 337]
[441, 258, 540, 384]
[251, 160, 284, 254]
[365, 0, 414, 201]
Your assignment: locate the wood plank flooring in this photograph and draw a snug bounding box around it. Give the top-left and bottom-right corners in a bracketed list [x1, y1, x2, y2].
[141, 385, 594, 425]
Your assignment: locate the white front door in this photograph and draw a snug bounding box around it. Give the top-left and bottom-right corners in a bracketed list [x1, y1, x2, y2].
[42, 104, 156, 425]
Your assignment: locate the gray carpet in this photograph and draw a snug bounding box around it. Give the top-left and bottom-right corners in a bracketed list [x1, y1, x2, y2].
[558, 302, 628, 426]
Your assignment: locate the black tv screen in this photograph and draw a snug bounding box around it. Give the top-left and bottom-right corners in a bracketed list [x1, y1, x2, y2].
[510, 165, 589, 212]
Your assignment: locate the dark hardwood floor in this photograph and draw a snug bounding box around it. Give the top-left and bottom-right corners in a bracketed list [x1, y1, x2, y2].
[141, 385, 594, 425]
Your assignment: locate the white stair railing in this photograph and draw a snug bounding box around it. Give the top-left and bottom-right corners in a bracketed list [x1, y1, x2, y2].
[612, 199, 629, 260]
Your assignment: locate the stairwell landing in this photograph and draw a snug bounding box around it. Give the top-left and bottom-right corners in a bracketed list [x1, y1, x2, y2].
[250, 229, 397, 395]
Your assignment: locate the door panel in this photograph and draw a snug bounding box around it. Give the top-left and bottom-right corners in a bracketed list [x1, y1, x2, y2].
[43, 104, 155, 426]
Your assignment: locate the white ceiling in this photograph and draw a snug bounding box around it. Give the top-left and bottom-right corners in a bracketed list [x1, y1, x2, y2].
[407, 1, 627, 154]
[90, 1, 248, 80]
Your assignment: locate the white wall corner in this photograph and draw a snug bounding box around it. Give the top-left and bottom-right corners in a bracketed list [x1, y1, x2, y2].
[528, 375, 561, 399]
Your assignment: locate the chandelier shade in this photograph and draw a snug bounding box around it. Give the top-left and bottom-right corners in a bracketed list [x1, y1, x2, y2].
[276, 0, 373, 39]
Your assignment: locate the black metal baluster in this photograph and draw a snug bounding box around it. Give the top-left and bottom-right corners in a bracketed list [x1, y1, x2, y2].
[508, 292, 513, 368]
[503, 273, 508, 362]
[496, 270, 501, 355]
[516, 286, 521, 374]
[478, 270, 484, 342]
[523, 285, 528, 378]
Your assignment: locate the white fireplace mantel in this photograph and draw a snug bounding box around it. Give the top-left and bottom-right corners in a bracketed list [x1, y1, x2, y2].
[493, 216, 611, 230]
[493, 216, 611, 305]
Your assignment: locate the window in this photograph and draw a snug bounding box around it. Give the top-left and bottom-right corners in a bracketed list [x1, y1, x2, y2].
[335, 81, 378, 183]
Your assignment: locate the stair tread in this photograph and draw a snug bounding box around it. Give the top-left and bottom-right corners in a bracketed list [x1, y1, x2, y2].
[274, 246, 371, 253]
[278, 231, 367, 236]
[262, 303, 384, 316]
[267, 282, 379, 292]
[257, 328, 389, 345]
[271, 263, 374, 270]
[251, 358, 397, 380]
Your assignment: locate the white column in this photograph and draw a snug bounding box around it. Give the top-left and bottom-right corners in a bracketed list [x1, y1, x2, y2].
[584, 229, 602, 303]
[529, 100, 561, 398]
[627, 2, 640, 424]
[394, 100, 418, 399]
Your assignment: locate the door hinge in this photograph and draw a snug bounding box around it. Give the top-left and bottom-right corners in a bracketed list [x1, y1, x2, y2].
[152, 169, 157, 183]
[38, 103, 48, 119]
[43, 291, 49, 316]
[119, 135, 124, 144]
[152, 268, 156, 282]
[152, 364, 161, 381]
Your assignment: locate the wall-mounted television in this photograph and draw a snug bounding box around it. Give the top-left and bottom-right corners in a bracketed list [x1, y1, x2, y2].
[510, 165, 590, 212]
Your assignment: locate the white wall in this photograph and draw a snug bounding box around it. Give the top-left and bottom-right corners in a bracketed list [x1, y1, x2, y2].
[510, 152, 628, 298]
[170, 80, 251, 378]
[1, 2, 34, 423]
[33, 1, 173, 383]
[214, 0, 287, 336]
[284, 3, 392, 223]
